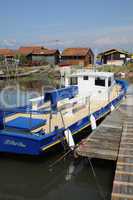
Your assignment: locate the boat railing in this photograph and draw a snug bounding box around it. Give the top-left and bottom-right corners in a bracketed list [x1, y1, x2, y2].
[0, 80, 127, 135]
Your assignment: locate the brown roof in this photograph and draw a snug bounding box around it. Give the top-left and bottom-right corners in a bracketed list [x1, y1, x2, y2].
[32, 48, 58, 55]
[17, 46, 44, 56]
[17, 46, 58, 56]
[99, 48, 129, 56]
[0, 48, 15, 57]
[62, 48, 92, 57]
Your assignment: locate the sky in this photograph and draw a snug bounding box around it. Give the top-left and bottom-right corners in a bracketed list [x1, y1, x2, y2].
[0, 0, 133, 52]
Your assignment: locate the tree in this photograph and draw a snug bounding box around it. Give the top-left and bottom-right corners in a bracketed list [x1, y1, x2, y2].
[0, 56, 4, 64]
[15, 53, 28, 65]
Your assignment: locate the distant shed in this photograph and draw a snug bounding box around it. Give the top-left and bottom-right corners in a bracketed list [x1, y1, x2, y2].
[18, 46, 60, 65]
[31, 48, 60, 65]
[97, 49, 129, 66]
[60, 48, 94, 67]
[0, 48, 15, 62]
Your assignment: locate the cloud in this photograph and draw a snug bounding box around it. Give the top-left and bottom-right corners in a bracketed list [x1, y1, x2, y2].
[100, 25, 133, 35]
[38, 35, 77, 49]
[1, 24, 133, 52]
[39, 24, 133, 50]
[92, 25, 133, 51]
[0, 39, 18, 48]
[93, 36, 133, 46]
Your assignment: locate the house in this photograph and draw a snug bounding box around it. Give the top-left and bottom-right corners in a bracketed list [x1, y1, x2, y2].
[0, 48, 15, 62]
[60, 48, 94, 67]
[97, 49, 129, 66]
[31, 48, 60, 65]
[17, 46, 60, 65]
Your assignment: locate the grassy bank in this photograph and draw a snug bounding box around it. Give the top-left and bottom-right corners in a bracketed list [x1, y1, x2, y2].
[0, 64, 61, 88]
[18, 65, 60, 88]
[97, 63, 133, 73]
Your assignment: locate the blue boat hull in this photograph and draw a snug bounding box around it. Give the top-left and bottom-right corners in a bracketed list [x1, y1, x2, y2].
[0, 80, 128, 155]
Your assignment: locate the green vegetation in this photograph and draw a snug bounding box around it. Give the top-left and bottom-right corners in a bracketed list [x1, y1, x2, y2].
[16, 66, 60, 87]
[15, 53, 28, 65]
[0, 56, 4, 64]
[97, 63, 133, 73]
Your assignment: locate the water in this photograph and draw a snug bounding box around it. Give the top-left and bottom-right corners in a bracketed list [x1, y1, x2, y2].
[0, 74, 58, 108]
[0, 154, 115, 200]
[0, 77, 122, 200]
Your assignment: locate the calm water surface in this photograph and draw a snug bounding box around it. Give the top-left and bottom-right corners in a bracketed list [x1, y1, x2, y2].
[0, 153, 115, 200]
[0, 77, 132, 200]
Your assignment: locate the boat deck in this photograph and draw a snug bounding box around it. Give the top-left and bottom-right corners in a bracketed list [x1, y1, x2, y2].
[5, 84, 121, 134]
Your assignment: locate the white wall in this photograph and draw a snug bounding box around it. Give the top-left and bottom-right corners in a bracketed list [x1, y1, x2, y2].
[107, 60, 124, 66]
[78, 76, 110, 101]
[64, 72, 115, 102]
[65, 75, 114, 101]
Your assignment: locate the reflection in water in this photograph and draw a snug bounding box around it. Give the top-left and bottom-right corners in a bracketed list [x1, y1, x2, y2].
[65, 161, 75, 181]
[0, 155, 115, 200]
[0, 79, 56, 108]
[127, 84, 133, 95]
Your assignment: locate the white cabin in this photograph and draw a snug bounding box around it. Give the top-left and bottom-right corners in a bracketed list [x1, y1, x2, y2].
[63, 70, 115, 101]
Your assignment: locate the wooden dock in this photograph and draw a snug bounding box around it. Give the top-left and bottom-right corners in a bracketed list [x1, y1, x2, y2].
[112, 93, 133, 200]
[76, 107, 125, 161]
[75, 86, 133, 200]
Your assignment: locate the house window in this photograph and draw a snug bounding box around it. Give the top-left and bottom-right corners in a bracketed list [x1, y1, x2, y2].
[70, 77, 78, 85]
[83, 76, 89, 80]
[95, 77, 105, 87]
[108, 77, 112, 87]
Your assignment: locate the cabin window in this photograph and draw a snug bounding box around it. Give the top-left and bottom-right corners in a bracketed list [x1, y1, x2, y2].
[70, 77, 78, 85]
[95, 77, 105, 87]
[83, 76, 89, 80]
[108, 77, 112, 87]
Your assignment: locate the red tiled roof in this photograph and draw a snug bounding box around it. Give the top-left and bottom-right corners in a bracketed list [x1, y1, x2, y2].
[62, 48, 91, 56]
[32, 48, 58, 55]
[17, 46, 45, 55]
[0, 48, 15, 57]
[17, 46, 58, 56]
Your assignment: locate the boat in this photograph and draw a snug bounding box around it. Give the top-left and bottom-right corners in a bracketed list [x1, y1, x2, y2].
[0, 70, 128, 155]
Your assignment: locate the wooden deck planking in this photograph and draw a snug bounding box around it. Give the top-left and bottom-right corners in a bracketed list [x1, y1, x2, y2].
[5, 83, 119, 135]
[111, 91, 133, 200]
[75, 107, 124, 161]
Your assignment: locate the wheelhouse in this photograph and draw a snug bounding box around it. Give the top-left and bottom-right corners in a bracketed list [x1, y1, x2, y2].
[64, 71, 115, 101]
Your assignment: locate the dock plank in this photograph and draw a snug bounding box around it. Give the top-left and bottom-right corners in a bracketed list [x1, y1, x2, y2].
[76, 108, 124, 161]
[111, 92, 133, 200]
[75, 87, 133, 200]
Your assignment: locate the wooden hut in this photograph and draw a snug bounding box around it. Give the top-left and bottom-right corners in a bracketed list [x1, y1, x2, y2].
[60, 48, 94, 67]
[18, 46, 59, 65]
[97, 49, 129, 66]
[0, 48, 15, 62]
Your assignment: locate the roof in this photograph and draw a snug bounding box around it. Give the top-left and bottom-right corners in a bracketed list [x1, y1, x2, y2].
[17, 46, 58, 56]
[17, 46, 44, 56]
[32, 48, 59, 55]
[98, 49, 129, 56]
[62, 48, 93, 57]
[0, 48, 15, 57]
[69, 71, 114, 78]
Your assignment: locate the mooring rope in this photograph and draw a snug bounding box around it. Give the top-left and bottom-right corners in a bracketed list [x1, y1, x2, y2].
[49, 149, 72, 169]
[88, 158, 106, 200]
